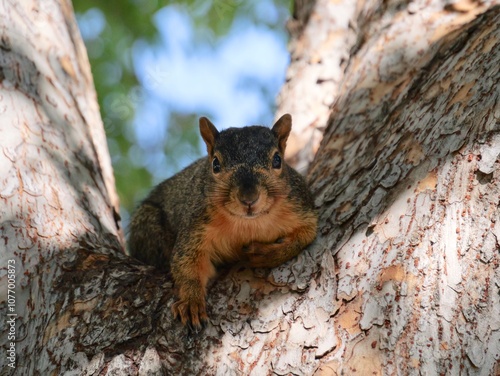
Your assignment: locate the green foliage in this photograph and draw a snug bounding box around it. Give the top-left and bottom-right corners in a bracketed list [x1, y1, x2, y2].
[72, 0, 292, 216]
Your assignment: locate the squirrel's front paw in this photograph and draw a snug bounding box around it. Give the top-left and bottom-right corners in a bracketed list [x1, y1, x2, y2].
[242, 238, 287, 268]
[171, 295, 208, 331]
[243, 238, 285, 253]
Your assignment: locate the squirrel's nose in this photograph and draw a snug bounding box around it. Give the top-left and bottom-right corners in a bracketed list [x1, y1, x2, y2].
[238, 191, 260, 207]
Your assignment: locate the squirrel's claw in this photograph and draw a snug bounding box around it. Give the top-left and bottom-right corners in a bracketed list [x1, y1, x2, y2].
[187, 317, 207, 334]
[171, 297, 208, 332]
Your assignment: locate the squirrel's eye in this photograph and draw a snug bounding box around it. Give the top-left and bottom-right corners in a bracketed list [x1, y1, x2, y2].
[272, 152, 282, 169]
[212, 157, 221, 173]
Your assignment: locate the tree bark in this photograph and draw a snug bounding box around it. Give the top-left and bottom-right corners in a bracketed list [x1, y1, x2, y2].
[1, 0, 499, 375]
[306, 2, 500, 375]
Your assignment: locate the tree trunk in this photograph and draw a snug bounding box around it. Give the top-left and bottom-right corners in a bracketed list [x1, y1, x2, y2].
[303, 2, 500, 375]
[1, 0, 499, 375]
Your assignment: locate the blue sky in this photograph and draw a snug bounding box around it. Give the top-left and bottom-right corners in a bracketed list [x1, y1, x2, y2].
[133, 4, 289, 145]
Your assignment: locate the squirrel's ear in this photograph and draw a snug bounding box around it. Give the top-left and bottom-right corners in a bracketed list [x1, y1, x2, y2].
[272, 114, 292, 153]
[199, 117, 219, 155]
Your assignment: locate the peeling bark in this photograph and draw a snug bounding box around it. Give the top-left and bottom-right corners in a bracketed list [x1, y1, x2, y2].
[1, 0, 499, 375]
[308, 2, 500, 375]
[278, 0, 358, 172]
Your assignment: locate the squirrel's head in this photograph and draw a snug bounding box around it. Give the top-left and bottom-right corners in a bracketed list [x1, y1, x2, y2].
[199, 114, 292, 218]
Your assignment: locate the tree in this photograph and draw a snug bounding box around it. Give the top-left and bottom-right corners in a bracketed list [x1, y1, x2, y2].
[1, 0, 499, 374]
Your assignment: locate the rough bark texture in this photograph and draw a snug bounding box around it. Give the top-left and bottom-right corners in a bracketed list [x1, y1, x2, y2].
[308, 3, 500, 375]
[1, 0, 499, 375]
[278, 0, 357, 172]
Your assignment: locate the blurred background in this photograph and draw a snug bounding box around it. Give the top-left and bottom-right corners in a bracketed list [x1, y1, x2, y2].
[72, 0, 292, 227]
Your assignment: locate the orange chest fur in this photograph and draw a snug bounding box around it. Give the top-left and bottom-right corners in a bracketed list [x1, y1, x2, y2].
[201, 202, 301, 263]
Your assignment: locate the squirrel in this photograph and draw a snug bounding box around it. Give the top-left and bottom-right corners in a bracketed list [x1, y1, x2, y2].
[128, 114, 318, 329]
